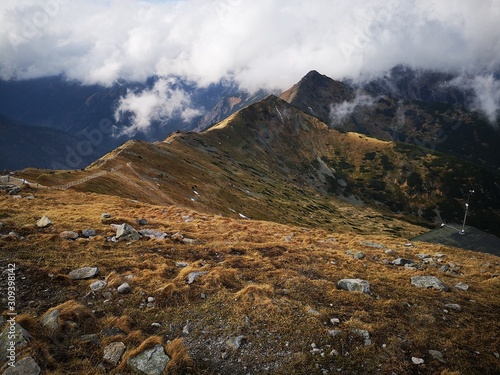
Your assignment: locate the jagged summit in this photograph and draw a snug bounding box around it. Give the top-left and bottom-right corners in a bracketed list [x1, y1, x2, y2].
[280, 70, 354, 122]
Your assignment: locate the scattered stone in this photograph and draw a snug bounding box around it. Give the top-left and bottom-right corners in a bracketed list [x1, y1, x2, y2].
[102, 213, 112, 219]
[0, 323, 31, 362]
[187, 271, 208, 284]
[117, 283, 131, 294]
[26, 195, 35, 200]
[90, 280, 107, 291]
[445, 303, 462, 312]
[36, 216, 53, 228]
[455, 282, 469, 291]
[115, 223, 141, 241]
[346, 250, 365, 259]
[226, 336, 245, 350]
[392, 258, 417, 266]
[103, 341, 126, 367]
[151, 323, 161, 328]
[411, 276, 449, 291]
[175, 262, 189, 268]
[337, 278, 370, 294]
[79, 334, 100, 346]
[200, 293, 206, 299]
[285, 236, 292, 242]
[8, 186, 21, 195]
[147, 297, 156, 303]
[182, 238, 197, 245]
[330, 318, 340, 325]
[127, 344, 170, 375]
[60, 231, 79, 240]
[412, 357, 425, 365]
[404, 243, 414, 247]
[429, 350, 445, 363]
[102, 327, 125, 337]
[139, 229, 168, 240]
[307, 308, 321, 316]
[82, 229, 96, 238]
[136, 218, 148, 225]
[3, 356, 41, 375]
[384, 249, 395, 255]
[360, 241, 386, 248]
[69, 266, 99, 280]
[40, 309, 60, 333]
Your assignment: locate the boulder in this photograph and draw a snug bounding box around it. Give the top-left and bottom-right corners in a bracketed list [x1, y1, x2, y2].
[60, 231, 79, 240]
[127, 344, 170, 375]
[8, 186, 21, 195]
[117, 283, 131, 294]
[0, 323, 31, 362]
[103, 341, 126, 366]
[36, 216, 53, 228]
[68, 266, 99, 280]
[3, 356, 41, 375]
[411, 276, 449, 291]
[392, 258, 416, 266]
[139, 229, 168, 240]
[81, 229, 96, 238]
[337, 279, 371, 294]
[115, 223, 141, 241]
[90, 280, 107, 291]
[40, 309, 60, 333]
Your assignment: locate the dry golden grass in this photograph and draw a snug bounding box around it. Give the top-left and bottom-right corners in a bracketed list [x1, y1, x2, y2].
[0, 187, 499, 374]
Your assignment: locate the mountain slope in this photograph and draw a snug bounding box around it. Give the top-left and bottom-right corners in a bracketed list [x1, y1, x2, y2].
[27, 95, 500, 236]
[0, 115, 105, 170]
[280, 70, 500, 171]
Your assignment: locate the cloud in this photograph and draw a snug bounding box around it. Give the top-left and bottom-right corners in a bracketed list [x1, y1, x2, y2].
[449, 74, 500, 124]
[114, 77, 201, 136]
[0, 0, 499, 128]
[329, 92, 376, 125]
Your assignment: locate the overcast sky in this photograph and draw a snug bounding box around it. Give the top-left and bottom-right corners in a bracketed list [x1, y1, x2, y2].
[1, 0, 499, 132]
[1, 0, 499, 90]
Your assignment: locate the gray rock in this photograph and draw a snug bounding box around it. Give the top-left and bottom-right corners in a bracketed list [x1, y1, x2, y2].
[79, 334, 100, 346]
[392, 258, 416, 266]
[136, 218, 148, 225]
[147, 297, 156, 303]
[411, 276, 449, 291]
[139, 229, 168, 240]
[182, 238, 197, 245]
[0, 323, 31, 362]
[412, 357, 425, 365]
[117, 283, 131, 294]
[226, 336, 245, 350]
[8, 186, 21, 195]
[102, 327, 125, 337]
[40, 309, 60, 332]
[360, 241, 386, 248]
[127, 344, 170, 375]
[175, 262, 189, 268]
[187, 271, 208, 284]
[60, 231, 79, 240]
[90, 280, 107, 291]
[429, 349, 445, 363]
[417, 254, 431, 260]
[36, 216, 53, 228]
[102, 213, 112, 219]
[171, 232, 184, 242]
[103, 341, 126, 366]
[384, 249, 395, 255]
[346, 250, 365, 259]
[69, 266, 99, 280]
[82, 229, 96, 238]
[337, 279, 370, 294]
[455, 282, 469, 291]
[445, 303, 462, 312]
[115, 223, 141, 241]
[3, 356, 41, 375]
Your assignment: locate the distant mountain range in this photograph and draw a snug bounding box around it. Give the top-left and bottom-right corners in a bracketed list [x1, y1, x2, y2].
[2, 66, 499, 171]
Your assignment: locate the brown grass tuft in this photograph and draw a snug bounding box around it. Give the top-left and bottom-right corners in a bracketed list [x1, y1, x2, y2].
[234, 284, 275, 303]
[165, 338, 196, 374]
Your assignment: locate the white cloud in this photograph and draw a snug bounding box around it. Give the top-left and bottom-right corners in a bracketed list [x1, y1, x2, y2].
[0, 0, 499, 126]
[330, 92, 376, 125]
[450, 74, 500, 124]
[114, 77, 201, 136]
